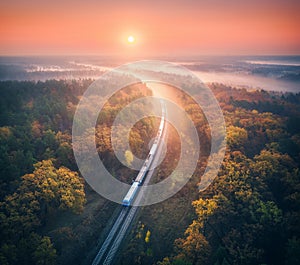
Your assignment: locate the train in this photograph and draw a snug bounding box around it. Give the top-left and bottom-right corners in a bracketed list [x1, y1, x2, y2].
[122, 100, 166, 206]
[122, 182, 139, 206]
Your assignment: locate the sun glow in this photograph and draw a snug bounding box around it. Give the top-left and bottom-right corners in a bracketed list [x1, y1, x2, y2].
[127, 36, 135, 44]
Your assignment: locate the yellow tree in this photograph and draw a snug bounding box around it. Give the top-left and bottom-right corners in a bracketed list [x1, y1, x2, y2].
[125, 150, 134, 167]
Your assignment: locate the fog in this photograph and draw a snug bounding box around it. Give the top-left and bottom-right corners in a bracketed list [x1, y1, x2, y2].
[0, 56, 299, 93]
[194, 71, 300, 93]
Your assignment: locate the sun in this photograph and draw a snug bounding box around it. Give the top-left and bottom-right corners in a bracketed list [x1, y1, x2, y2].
[127, 35, 135, 44]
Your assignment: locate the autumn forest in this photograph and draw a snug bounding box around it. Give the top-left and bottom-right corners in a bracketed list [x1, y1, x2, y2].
[0, 79, 299, 265]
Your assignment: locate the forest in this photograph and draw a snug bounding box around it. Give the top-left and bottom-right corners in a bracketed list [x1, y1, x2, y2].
[0, 79, 299, 265]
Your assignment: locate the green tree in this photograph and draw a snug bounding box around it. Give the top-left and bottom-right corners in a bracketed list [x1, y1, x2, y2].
[33, 237, 57, 265]
[285, 237, 300, 265]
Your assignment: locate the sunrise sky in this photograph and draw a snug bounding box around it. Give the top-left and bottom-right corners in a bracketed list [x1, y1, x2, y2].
[0, 0, 299, 56]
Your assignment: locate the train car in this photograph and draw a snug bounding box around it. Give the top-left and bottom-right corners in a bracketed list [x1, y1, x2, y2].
[149, 143, 158, 156]
[122, 182, 139, 206]
[160, 118, 164, 130]
[135, 166, 147, 184]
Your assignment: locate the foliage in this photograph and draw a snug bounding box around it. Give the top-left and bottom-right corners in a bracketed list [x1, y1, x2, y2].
[33, 236, 57, 265]
[125, 150, 134, 167]
[1, 80, 300, 265]
[0, 159, 85, 264]
[157, 84, 300, 265]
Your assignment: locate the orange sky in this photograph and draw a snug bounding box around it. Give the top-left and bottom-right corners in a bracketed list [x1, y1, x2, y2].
[0, 0, 299, 56]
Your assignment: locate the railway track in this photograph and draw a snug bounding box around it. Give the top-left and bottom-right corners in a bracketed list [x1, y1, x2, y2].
[92, 100, 167, 265]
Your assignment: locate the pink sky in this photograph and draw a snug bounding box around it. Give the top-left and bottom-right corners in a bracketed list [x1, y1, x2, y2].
[0, 0, 299, 56]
